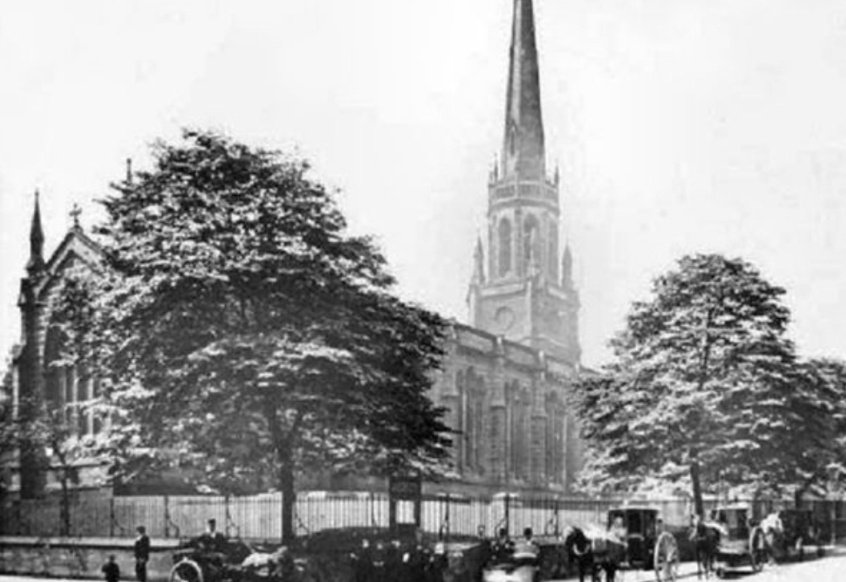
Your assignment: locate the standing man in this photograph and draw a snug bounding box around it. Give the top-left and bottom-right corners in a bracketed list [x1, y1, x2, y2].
[199, 519, 226, 554]
[134, 526, 150, 582]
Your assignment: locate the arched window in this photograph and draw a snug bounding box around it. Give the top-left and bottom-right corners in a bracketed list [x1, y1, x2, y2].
[455, 370, 466, 473]
[43, 324, 65, 409]
[473, 394, 484, 473]
[463, 371, 486, 474]
[523, 215, 540, 270]
[498, 218, 512, 277]
[510, 387, 530, 481]
[545, 395, 556, 482]
[549, 224, 559, 279]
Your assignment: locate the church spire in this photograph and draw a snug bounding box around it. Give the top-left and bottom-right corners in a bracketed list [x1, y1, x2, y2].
[27, 190, 45, 274]
[501, 0, 545, 180]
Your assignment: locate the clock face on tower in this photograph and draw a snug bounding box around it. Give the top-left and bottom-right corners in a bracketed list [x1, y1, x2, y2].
[494, 306, 516, 333]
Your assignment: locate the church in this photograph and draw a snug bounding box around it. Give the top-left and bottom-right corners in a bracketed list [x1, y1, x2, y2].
[427, 0, 582, 495]
[4, 0, 583, 498]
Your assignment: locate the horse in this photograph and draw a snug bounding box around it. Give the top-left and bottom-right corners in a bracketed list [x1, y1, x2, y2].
[563, 526, 594, 582]
[563, 525, 623, 582]
[760, 511, 785, 563]
[689, 518, 720, 579]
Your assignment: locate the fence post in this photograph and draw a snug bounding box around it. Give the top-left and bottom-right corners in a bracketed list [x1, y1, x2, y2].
[554, 499, 560, 537]
[444, 494, 451, 542]
[164, 496, 170, 539]
[225, 495, 230, 537]
[109, 498, 115, 538]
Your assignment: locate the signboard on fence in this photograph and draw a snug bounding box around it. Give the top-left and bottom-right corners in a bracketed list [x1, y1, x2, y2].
[389, 476, 422, 501]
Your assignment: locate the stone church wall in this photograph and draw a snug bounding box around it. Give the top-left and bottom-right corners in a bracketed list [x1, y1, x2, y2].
[429, 323, 579, 496]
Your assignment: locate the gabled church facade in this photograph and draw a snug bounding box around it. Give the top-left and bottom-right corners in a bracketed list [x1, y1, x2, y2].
[7, 197, 108, 497]
[4, 0, 583, 499]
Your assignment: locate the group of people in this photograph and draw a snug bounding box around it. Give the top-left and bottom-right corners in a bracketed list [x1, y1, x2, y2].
[350, 534, 448, 582]
[102, 518, 228, 582]
[487, 527, 540, 565]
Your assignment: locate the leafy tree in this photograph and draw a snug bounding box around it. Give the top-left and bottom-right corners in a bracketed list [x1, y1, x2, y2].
[791, 358, 846, 504]
[573, 254, 841, 502]
[72, 129, 450, 540]
[0, 395, 86, 535]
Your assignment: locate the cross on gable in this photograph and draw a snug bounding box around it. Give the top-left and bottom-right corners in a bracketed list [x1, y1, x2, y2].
[70, 203, 82, 228]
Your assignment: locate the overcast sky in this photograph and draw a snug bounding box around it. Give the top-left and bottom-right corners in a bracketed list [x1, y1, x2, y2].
[2, 0, 846, 368]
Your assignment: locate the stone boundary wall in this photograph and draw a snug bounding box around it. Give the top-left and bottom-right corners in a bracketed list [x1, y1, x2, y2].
[0, 536, 484, 582]
[0, 536, 180, 581]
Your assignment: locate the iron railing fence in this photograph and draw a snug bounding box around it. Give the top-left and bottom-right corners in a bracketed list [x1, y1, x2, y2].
[3, 492, 846, 542]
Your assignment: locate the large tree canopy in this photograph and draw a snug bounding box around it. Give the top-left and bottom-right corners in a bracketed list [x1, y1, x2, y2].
[574, 254, 846, 500]
[71, 129, 450, 540]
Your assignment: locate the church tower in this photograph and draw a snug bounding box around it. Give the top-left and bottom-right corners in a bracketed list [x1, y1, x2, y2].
[468, 0, 580, 365]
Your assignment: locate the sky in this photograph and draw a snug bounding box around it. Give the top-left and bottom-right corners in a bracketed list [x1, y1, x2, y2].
[2, 0, 846, 368]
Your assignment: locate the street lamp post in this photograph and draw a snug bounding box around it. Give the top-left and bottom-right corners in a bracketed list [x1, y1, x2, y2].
[826, 463, 841, 547]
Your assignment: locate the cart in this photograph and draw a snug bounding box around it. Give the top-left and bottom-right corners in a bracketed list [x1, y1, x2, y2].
[712, 505, 766, 578]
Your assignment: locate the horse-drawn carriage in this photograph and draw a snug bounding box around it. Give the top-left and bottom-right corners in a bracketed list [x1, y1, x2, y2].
[761, 508, 823, 563]
[169, 535, 301, 582]
[711, 505, 767, 578]
[564, 507, 679, 582]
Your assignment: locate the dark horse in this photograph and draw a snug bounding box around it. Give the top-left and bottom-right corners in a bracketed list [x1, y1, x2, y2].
[689, 519, 720, 579]
[563, 527, 620, 582]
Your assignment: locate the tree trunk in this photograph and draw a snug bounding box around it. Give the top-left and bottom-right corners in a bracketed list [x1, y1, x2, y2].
[794, 474, 818, 509]
[278, 446, 295, 543]
[264, 393, 300, 544]
[690, 450, 704, 518]
[60, 470, 71, 536]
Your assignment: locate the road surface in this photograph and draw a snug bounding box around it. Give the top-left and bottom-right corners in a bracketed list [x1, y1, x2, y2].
[3, 553, 846, 582]
[548, 550, 846, 582]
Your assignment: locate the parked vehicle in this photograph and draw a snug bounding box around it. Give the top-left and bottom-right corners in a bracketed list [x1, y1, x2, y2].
[762, 508, 824, 562]
[169, 536, 302, 582]
[711, 505, 767, 578]
[563, 506, 678, 582]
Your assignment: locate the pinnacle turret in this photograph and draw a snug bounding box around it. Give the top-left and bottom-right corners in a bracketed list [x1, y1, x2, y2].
[26, 191, 45, 274]
[561, 243, 573, 288]
[471, 237, 485, 284]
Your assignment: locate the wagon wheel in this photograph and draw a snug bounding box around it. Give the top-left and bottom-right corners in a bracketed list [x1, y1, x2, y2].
[591, 562, 608, 582]
[171, 560, 204, 582]
[653, 532, 678, 582]
[749, 527, 766, 572]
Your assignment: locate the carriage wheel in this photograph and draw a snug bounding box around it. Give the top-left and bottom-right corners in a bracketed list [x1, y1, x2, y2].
[592, 562, 607, 582]
[653, 532, 678, 582]
[749, 527, 766, 573]
[170, 560, 204, 582]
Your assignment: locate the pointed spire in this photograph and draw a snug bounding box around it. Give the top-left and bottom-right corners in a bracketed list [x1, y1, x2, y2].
[561, 243, 573, 288]
[472, 236, 485, 284]
[501, 0, 545, 180]
[27, 190, 45, 274]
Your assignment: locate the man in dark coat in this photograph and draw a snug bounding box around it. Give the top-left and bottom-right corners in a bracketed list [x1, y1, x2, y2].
[134, 526, 150, 582]
[351, 538, 374, 582]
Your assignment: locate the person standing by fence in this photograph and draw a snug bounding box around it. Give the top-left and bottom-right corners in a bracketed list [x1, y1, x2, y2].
[134, 526, 150, 582]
